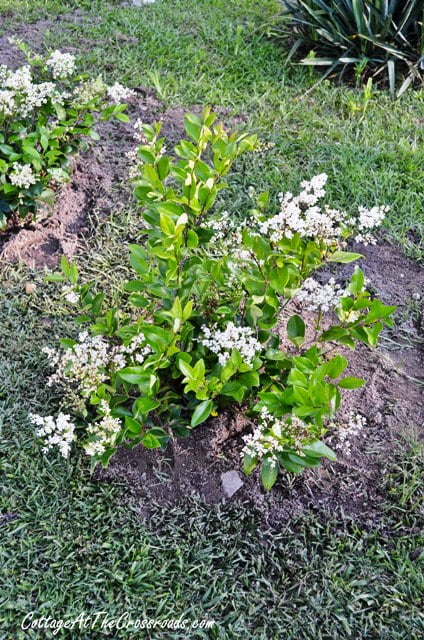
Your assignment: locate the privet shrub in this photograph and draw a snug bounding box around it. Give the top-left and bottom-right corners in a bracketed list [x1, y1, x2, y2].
[34, 110, 395, 490]
[0, 40, 132, 229]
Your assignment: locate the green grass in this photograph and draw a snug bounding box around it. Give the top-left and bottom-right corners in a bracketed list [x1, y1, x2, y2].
[0, 1, 424, 637]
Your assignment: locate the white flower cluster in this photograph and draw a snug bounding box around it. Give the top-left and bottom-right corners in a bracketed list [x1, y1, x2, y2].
[257, 175, 387, 246]
[49, 167, 69, 184]
[127, 120, 167, 179]
[354, 206, 389, 245]
[43, 331, 110, 396]
[43, 331, 151, 396]
[111, 333, 151, 370]
[0, 64, 8, 83]
[30, 412, 76, 459]
[200, 321, 262, 367]
[61, 285, 79, 304]
[258, 174, 346, 243]
[202, 214, 256, 264]
[335, 412, 367, 456]
[19, 81, 57, 117]
[0, 89, 16, 116]
[133, 119, 147, 143]
[107, 82, 135, 103]
[84, 401, 122, 457]
[0, 61, 68, 119]
[46, 50, 76, 79]
[73, 77, 106, 105]
[126, 148, 142, 180]
[9, 162, 37, 189]
[203, 211, 231, 240]
[4, 65, 33, 91]
[294, 277, 345, 313]
[242, 407, 310, 467]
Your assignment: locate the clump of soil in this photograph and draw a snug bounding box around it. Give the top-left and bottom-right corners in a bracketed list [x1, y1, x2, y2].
[97, 244, 423, 525]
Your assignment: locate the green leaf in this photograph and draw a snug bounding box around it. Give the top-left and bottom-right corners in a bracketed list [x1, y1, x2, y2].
[287, 452, 321, 468]
[261, 458, 279, 491]
[114, 113, 130, 123]
[125, 416, 142, 435]
[144, 427, 169, 448]
[141, 432, 162, 448]
[186, 229, 198, 248]
[287, 315, 305, 346]
[22, 145, 41, 160]
[349, 268, 365, 295]
[178, 358, 194, 379]
[142, 325, 172, 349]
[132, 397, 160, 418]
[328, 251, 363, 263]
[53, 102, 67, 121]
[157, 156, 170, 180]
[191, 399, 213, 427]
[129, 253, 148, 275]
[293, 386, 310, 405]
[269, 267, 289, 294]
[159, 212, 175, 236]
[326, 355, 348, 379]
[287, 368, 308, 388]
[238, 371, 260, 387]
[118, 367, 148, 385]
[242, 453, 258, 475]
[220, 381, 247, 403]
[278, 454, 304, 473]
[302, 440, 337, 461]
[45, 273, 65, 282]
[128, 294, 149, 308]
[338, 376, 366, 389]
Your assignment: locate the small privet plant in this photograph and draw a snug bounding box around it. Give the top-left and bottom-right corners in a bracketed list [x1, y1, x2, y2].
[0, 39, 133, 229]
[36, 109, 395, 490]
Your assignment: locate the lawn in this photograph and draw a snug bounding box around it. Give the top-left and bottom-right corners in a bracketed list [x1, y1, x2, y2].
[0, 0, 423, 638]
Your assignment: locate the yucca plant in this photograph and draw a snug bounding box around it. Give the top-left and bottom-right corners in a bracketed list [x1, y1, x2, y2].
[282, 0, 424, 97]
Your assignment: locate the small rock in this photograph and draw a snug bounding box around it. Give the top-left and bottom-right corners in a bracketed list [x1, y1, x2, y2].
[25, 282, 37, 294]
[221, 470, 244, 498]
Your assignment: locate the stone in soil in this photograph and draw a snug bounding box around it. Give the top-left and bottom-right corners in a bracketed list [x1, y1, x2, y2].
[221, 471, 244, 499]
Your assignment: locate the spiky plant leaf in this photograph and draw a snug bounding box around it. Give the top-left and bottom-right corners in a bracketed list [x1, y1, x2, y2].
[282, 0, 424, 95]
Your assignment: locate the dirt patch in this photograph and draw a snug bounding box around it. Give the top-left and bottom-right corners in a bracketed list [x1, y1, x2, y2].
[0, 11, 105, 68]
[0, 19, 54, 68]
[97, 243, 423, 524]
